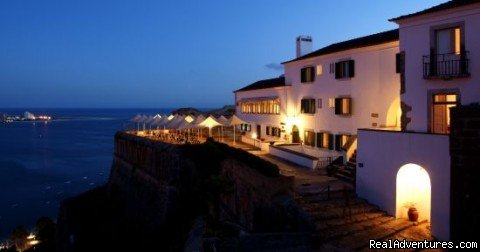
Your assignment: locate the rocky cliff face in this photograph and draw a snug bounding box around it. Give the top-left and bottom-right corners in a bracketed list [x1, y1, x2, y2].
[107, 132, 195, 235]
[57, 132, 311, 251]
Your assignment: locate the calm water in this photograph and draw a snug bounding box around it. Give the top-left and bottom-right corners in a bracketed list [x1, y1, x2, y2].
[0, 108, 172, 239]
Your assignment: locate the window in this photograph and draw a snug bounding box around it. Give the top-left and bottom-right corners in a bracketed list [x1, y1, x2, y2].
[241, 99, 280, 114]
[328, 98, 335, 108]
[301, 98, 316, 114]
[317, 98, 322, 109]
[304, 130, 315, 147]
[334, 97, 352, 115]
[316, 132, 330, 149]
[240, 124, 251, 132]
[301, 66, 315, 83]
[436, 27, 461, 55]
[335, 60, 355, 79]
[396, 52, 405, 74]
[266, 126, 281, 137]
[316, 65, 323, 75]
[432, 94, 458, 134]
[335, 134, 350, 151]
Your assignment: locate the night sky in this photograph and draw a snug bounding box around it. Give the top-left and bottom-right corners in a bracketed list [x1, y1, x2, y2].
[0, 0, 445, 108]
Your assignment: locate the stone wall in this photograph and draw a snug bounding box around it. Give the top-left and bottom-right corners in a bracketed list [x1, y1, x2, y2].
[450, 105, 480, 241]
[107, 132, 195, 235]
[220, 159, 313, 233]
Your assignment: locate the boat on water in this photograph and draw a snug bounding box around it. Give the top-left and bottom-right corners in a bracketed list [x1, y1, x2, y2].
[1, 111, 53, 123]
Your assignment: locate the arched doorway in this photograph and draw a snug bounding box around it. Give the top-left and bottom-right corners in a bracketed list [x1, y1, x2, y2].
[292, 125, 300, 143]
[396, 163, 431, 222]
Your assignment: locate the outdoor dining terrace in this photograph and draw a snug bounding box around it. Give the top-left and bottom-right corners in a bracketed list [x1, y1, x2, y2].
[125, 113, 248, 145]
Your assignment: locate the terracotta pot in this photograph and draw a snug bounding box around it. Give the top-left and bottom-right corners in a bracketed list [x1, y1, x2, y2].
[408, 207, 419, 222]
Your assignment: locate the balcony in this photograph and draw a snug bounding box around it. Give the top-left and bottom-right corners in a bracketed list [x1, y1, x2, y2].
[423, 51, 470, 79]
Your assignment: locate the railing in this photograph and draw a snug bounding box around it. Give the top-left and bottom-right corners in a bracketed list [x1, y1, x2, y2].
[316, 155, 343, 170]
[423, 51, 470, 79]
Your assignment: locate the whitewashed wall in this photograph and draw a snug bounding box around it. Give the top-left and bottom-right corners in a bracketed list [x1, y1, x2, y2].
[235, 86, 291, 141]
[357, 129, 450, 240]
[397, 3, 480, 132]
[283, 41, 400, 141]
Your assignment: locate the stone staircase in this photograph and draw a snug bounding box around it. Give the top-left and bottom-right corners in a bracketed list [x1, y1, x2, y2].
[296, 189, 434, 251]
[332, 150, 356, 185]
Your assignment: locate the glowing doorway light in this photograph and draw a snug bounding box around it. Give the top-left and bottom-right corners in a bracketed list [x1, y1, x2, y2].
[396, 163, 431, 222]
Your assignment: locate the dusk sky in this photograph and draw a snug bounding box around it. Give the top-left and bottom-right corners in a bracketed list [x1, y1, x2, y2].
[0, 0, 445, 108]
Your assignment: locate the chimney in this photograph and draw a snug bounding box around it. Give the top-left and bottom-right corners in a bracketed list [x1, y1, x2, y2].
[296, 36, 312, 57]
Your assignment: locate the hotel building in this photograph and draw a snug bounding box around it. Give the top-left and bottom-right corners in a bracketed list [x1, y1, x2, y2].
[234, 0, 480, 241]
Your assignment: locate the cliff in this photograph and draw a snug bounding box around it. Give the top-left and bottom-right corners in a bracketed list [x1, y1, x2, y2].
[57, 132, 313, 251]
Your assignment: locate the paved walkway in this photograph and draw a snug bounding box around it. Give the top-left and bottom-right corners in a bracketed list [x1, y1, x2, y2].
[227, 140, 434, 251]
[223, 140, 351, 195]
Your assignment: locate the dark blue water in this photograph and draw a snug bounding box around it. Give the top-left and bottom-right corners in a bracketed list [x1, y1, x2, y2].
[0, 108, 172, 239]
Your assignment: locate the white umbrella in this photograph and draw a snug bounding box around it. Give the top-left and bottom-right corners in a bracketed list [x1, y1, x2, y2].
[155, 115, 174, 128]
[165, 115, 185, 129]
[216, 116, 229, 142]
[227, 115, 248, 145]
[150, 116, 163, 130]
[198, 115, 222, 137]
[130, 114, 143, 131]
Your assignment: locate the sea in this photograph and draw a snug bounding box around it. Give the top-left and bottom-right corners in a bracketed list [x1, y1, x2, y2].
[0, 108, 175, 240]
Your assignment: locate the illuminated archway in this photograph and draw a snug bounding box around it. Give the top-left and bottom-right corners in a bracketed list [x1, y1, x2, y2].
[396, 163, 431, 222]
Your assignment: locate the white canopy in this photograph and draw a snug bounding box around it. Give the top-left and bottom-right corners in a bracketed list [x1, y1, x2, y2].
[198, 115, 223, 137]
[153, 114, 162, 119]
[227, 114, 248, 126]
[145, 115, 155, 125]
[198, 115, 222, 128]
[152, 115, 173, 128]
[150, 116, 163, 127]
[138, 115, 149, 123]
[164, 115, 186, 129]
[216, 115, 229, 125]
[178, 115, 206, 130]
[130, 114, 143, 122]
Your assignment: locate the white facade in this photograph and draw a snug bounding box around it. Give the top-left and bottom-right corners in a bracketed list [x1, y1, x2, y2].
[397, 2, 480, 132]
[284, 41, 400, 142]
[357, 130, 450, 240]
[357, 1, 480, 241]
[235, 85, 292, 142]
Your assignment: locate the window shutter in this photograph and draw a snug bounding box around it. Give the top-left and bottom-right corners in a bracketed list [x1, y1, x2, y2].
[335, 134, 342, 151]
[309, 67, 315, 82]
[348, 60, 355, 77]
[316, 132, 322, 148]
[301, 68, 306, 82]
[328, 134, 334, 150]
[396, 53, 401, 73]
[334, 98, 342, 115]
[335, 62, 341, 79]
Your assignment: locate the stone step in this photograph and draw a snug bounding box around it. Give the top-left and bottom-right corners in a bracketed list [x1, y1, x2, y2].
[297, 190, 356, 203]
[315, 211, 387, 231]
[328, 219, 418, 250]
[336, 168, 354, 178]
[346, 161, 356, 168]
[334, 172, 355, 183]
[307, 203, 379, 221]
[318, 215, 395, 242]
[299, 197, 367, 210]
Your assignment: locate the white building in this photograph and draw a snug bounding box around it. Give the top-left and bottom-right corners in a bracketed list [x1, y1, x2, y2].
[357, 0, 480, 241]
[235, 30, 401, 167]
[234, 0, 480, 242]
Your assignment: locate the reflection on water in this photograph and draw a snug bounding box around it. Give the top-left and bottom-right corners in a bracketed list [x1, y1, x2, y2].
[0, 108, 170, 239]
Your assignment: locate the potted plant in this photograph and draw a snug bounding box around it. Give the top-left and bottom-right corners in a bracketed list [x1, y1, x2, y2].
[403, 202, 419, 222]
